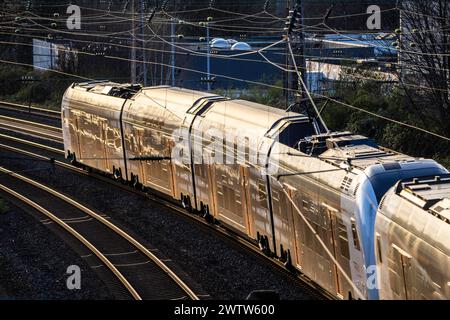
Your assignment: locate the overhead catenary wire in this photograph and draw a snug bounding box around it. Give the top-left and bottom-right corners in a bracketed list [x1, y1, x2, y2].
[286, 39, 329, 133]
[1, 38, 449, 145]
[1, 4, 450, 144]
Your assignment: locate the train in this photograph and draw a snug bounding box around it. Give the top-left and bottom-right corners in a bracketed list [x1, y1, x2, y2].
[61, 81, 449, 300]
[375, 174, 450, 299]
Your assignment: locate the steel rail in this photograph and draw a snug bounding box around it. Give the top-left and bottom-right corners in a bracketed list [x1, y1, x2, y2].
[0, 115, 62, 132]
[0, 178, 141, 300]
[0, 162, 199, 300]
[0, 101, 61, 119]
[0, 133, 64, 155]
[0, 115, 63, 143]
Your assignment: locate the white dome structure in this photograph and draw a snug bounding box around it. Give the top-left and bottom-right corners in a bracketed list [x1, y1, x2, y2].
[210, 38, 231, 49]
[210, 37, 225, 44]
[231, 42, 252, 51]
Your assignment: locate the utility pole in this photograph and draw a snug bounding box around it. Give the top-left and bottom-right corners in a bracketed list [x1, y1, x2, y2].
[288, 0, 307, 112]
[283, 0, 290, 109]
[206, 21, 211, 91]
[139, 0, 148, 86]
[130, 0, 148, 85]
[131, 0, 137, 83]
[171, 18, 176, 86]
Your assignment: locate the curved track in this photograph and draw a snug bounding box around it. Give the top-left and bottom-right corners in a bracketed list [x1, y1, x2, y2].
[0, 165, 199, 300]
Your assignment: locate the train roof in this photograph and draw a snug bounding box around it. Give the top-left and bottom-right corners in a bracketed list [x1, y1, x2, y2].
[296, 132, 418, 171]
[395, 175, 450, 221]
[72, 81, 143, 98]
[71, 82, 309, 135]
[319, 145, 415, 170]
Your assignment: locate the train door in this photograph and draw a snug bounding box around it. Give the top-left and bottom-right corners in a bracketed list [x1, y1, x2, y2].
[389, 244, 413, 299]
[240, 165, 253, 237]
[290, 187, 336, 294]
[314, 206, 339, 296]
[141, 128, 173, 196]
[78, 112, 95, 167]
[100, 120, 109, 171]
[286, 187, 301, 267]
[271, 183, 297, 263]
[133, 127, 145, 183]
[214, 163, 249, 234]
[326, 207, 345, 298]
[70, 111, 82, 160]
[168, 140, 178, 198]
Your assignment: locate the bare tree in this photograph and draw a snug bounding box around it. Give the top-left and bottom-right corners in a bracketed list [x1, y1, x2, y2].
[399, 0, 450, 131]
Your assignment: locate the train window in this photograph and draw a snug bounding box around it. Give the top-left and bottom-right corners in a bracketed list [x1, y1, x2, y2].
[222, 185, 236, 212]
[257, 180, 267, 207]
[351, 218, 361, 251]
[305, 222, 318, 249]
[195, 164, 206, 179]
[339, 236, 350, 260]
[337, 219, 350, 260]
[376, 234, 383, 263]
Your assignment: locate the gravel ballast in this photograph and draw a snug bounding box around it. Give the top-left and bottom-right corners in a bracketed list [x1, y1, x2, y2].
[0, 197, 113, 299]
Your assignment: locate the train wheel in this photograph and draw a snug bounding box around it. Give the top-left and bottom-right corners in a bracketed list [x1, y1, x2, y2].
[181, 194, 188, 209]
[68, 151, 78, 166]
[279, 244, 286, 262]
[258, 235, 270, 255]
[284, 250, 294, 270]
[113, 167, 122, 182]
[203, 204, 214, 223]
[181, 195, 192, 212]
[131, 173, 140, 189]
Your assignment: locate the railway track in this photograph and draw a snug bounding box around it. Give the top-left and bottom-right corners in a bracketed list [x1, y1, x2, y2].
[0, 165, 199, 300]
[0, 115, 63, 143]
[0, 129, 333, 300]
[0, 101, 61, 119]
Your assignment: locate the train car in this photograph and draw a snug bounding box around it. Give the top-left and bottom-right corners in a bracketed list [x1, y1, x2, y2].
[265, 134, 447, 299]
[375, 174, 450, 299]
[61, 81, 449, 300]
[61, 81, 141, 178]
